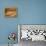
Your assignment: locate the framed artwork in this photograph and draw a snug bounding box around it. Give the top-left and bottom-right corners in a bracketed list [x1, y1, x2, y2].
[18, 24, 46, 41]
[5, 8, 17, 17]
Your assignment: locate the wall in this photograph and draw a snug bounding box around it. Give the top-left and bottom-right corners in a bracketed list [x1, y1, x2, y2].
[19, 0, 46, 24]
[0, 0, 19, 44]
[0, 0, 46, 45]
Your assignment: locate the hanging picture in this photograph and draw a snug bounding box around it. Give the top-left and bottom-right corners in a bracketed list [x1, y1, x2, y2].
[5, 8, 17, 17]
[18, 24, 46, 41]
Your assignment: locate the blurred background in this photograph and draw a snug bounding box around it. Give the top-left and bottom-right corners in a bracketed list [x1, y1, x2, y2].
[0, 0, 46, 46]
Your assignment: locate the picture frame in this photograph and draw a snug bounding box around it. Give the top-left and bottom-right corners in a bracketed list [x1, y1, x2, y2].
[18, 24, 46, 41]
[5, 8, 17, 17]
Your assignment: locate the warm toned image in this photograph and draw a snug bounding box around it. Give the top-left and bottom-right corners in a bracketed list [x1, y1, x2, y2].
[5, 8, 17, 17]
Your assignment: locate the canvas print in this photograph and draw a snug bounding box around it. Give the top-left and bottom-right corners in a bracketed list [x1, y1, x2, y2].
[5, 8, 17, 17]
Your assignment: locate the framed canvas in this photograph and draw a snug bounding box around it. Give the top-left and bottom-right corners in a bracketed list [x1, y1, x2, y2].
[5, 8, 17, 17]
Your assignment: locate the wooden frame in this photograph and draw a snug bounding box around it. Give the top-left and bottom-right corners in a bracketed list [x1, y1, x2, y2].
[5, 8, 17, 17]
